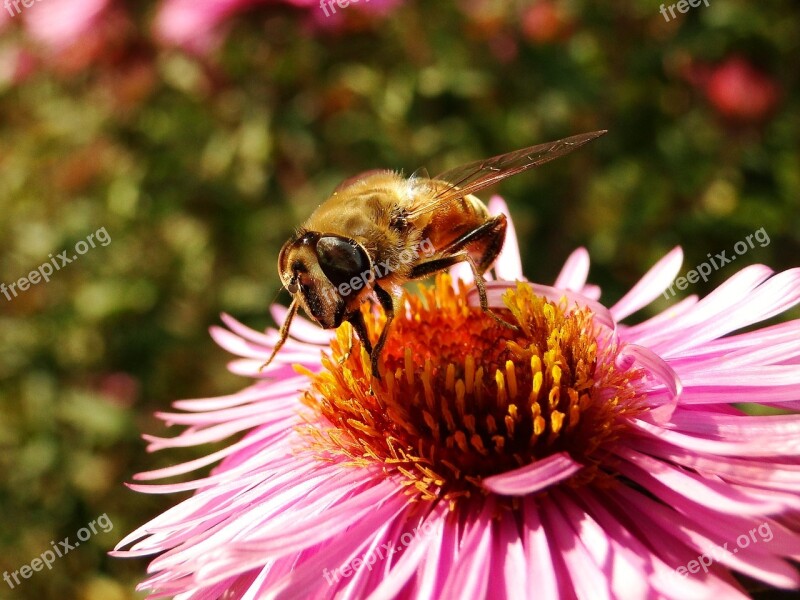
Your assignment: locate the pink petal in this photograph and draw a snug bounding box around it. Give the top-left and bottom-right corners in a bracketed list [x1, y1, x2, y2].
[617, 343, 682, 423]
[610, 246, 683, 321]
[554, 247, 590, 291]
[578, 490, 717, 600]
[438, 502, 493, 600]
[362, 508, 447, 600]
[269, 501, 421, 599]
[615, 447, 790, 515]
[23, 0, 109, 49]
[663, 268, 800, 356]
[629, 437, 800, 492]
[632, 264, 774, 352]
[606, 486, 754, 599]
[623, 294, 699, 338]
[488, 195, 524, 280]
[521, 500, 560, 599]
[541, 496, 613, 600]
[580, 283, 602, 300]
[172, 377, 305, 412]
[491, 511, 528, 600]
[551, 490, 655, 600]
[483, 451, 583, 495]
[611, 484, 800, 589]
[632, 416, 800, 458]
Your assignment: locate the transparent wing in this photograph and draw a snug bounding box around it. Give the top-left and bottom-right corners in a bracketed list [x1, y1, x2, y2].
[407, 130, 606, 217]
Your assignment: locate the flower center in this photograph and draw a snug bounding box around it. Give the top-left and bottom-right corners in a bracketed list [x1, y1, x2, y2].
[298, 274, 646, 505]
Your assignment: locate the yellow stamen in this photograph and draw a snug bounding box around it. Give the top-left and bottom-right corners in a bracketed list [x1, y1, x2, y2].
[298, 274, 647, 507]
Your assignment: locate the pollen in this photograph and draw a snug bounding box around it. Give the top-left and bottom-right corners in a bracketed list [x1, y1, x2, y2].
[299, 274, 646, 505]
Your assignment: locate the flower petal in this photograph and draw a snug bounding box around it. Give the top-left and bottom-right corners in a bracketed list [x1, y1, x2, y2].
[488, 195, 524, 280]
[438, 502, 493, 600]
[483, 451, 583, 495]
[554, 247, 591, 291]
[610, 246, 683, 321]
[617, 343, 682, 423]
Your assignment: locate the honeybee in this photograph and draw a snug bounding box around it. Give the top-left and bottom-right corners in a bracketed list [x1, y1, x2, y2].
[262, 130, 606, 379]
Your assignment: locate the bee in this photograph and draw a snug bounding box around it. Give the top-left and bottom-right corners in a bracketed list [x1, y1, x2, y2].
[262, 130, 606, 379]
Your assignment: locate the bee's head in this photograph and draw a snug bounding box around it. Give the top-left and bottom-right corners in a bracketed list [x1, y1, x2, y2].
[277, 231, 373, 329]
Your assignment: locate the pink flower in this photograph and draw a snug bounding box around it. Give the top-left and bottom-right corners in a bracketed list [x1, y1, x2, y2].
[705, 57, 780, 122]
[521, 1, 575, 45]
[114, 196, 800, 598]
[152, 0, 274, 54]
[684, 56, 781, 123]
[152, 0, 399, 53]
[0, 0, 124, 82]
[22, 0, 110, 50]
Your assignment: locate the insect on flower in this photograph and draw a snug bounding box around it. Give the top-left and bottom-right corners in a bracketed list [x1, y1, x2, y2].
[262, 130, 607, 378]
[115, 218, 800, 599]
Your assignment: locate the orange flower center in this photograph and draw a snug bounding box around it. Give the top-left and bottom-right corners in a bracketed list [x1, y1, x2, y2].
[298, 274, 646, 506]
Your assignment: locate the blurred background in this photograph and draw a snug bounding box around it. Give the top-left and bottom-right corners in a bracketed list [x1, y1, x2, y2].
[0, 0, 798, 598]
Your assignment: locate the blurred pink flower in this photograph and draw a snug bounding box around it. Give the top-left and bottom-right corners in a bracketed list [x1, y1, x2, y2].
[153, 0, 402, 53]
[0, 0, 124, 83]
[22, 0, 110, 50]
[154, 0, 269, 53]
[705, 57, 780, 122]
[115, 197, 800, 598]
[521, 1, 574, 45]
[684, 56, 781, 124]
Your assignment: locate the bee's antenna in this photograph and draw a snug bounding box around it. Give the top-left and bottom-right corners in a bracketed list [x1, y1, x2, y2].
[259, 296, 299, 372]
[268, 285, 285, 307]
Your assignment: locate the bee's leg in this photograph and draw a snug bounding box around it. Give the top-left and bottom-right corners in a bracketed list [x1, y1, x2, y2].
[408, 251, 519, 332]
[439, 213, 507, 274]
[343, 309, 373, 364]
[370, 284, 399, 380]
[407, 215, 508, 282]
[259, 297, 299, 372]
[462, 254, 519, 331]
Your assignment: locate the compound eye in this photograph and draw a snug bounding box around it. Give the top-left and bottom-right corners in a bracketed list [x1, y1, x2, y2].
[286, 282, 298, 294]
[316, 236, 369, 288]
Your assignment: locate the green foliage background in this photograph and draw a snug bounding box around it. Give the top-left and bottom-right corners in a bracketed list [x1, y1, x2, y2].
[0, 0, 798, 597]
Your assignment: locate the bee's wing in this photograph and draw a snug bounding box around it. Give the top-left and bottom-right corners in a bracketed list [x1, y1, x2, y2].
[407, 130, 606, 217]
